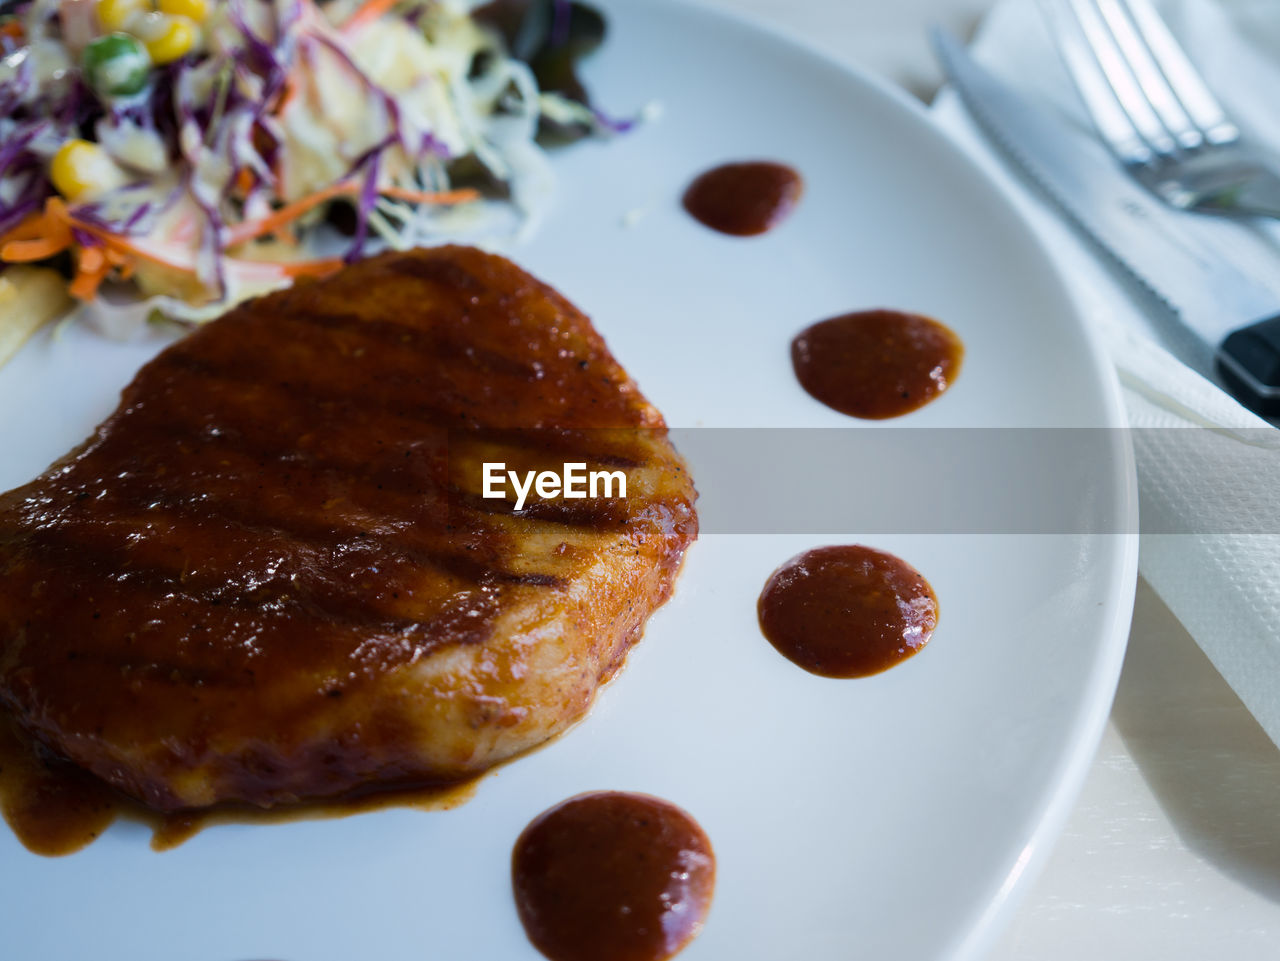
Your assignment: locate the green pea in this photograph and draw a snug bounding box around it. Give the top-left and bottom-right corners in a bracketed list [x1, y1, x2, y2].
[83, 32, 151, 98]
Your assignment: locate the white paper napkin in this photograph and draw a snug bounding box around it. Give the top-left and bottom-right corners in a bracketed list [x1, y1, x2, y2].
[932, 0, 1280, 745]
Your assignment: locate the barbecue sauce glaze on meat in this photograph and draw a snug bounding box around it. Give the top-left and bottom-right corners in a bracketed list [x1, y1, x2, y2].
[791, 309, 963, 419]
[0, 715, 475, 856]
[0, 246, 698, 837]
[512, 792, 715, 961]
[758, 546, 938, 677]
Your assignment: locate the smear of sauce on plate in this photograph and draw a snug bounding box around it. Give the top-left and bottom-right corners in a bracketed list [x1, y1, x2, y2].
[0, 712, 475, 856]
[791, 309, 963, 419]
[512, 791, 716, 961]
[758, 545, 938, 678]
[682, 161, 803, 236]
[0, 717, 119, 856]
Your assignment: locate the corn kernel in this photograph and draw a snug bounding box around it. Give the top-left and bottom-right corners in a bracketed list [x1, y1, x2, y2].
[96, 0, 146, 32]
[49, 140, 128, 201]
[138, 13, 195, 65]
[157, 0, 209, 23]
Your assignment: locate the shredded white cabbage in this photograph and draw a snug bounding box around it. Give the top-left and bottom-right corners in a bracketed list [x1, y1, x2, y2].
[0, 0, 614, 336]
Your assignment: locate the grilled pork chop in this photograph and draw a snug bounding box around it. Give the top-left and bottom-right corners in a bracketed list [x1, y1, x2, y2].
[0, 246, 696, 811]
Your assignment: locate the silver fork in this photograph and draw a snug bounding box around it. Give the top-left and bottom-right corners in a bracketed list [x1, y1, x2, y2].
[1040, 0, 1280, 218]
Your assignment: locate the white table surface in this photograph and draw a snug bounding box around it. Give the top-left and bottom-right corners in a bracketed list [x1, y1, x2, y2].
[702, 1, 1280, 958]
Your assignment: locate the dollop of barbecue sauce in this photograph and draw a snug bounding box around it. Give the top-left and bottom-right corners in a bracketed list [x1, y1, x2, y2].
[792, 310, 963, 419]
[758, 545, 938, 678]
[682, 161, 803, 236]
[512, 791, 716, 961]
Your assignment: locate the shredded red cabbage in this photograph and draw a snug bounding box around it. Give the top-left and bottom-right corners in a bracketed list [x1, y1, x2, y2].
[344, 147, 386, 265]
[0, 194, 40, 238]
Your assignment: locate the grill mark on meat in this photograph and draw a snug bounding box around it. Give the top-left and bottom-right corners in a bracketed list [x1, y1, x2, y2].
[19, 406, 647, 559]
[154, 345, 649, 440]
[10, 506, 561, 615]
[13, 453, 613, 580]
[153, 350, 498, 430]
[429, 552, 566, 588]
[380, 252, 488, 293]
[2, 540, 506, 708]
[92, 387, 651, 514]
[282, 308, 553, 382]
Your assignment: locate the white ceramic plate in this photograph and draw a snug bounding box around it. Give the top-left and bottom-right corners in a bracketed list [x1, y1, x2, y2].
[0, 2, 1137, 958]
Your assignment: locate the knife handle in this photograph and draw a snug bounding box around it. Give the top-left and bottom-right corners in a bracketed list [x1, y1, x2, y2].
[1217, 316, 1280, 417]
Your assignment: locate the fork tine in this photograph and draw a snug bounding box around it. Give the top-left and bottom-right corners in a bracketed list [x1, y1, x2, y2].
[1065, 0, 1179, 158]
[1038, 0, 1157, 166]
[1094, 0, 1202, 149]
[1122, 0, 1239, 145]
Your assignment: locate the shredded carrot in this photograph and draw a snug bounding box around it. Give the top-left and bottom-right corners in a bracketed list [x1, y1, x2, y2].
[82, 230, 185, 273]
[0, 199, 138, 301]
[225, 182, 480, 247]
[0, 201, 73, 262]
[378, 186, 481, 206]
[0, 178, 455, 304]
[0, 236, 68, 261]
[0, 214, 49, 246]
[342, 0, 401, 33]
[77, 246, 105, 273]
[276, 75, 298, 115]
[274, 257, 344, 277]
[224, 182, 351, 247]
[0, 20, 23, 44]
[94, 229, 337, 281]
[69, 246, 108, 300]
[2, 198, 189, 297]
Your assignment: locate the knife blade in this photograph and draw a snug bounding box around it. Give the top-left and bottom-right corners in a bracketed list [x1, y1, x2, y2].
[932, 29, 1280, 416]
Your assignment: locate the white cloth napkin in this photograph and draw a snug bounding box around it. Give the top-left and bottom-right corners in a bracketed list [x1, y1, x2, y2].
[932, 0, 1280, 745]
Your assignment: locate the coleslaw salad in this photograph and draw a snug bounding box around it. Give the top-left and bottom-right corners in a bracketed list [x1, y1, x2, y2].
[0, 0, 613, 333]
